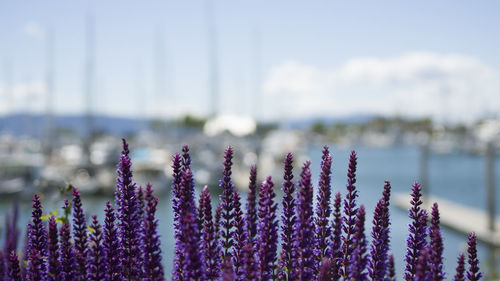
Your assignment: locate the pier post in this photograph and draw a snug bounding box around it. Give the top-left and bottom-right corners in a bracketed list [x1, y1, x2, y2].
[487, 141, 496, 231]
[486, 141, 498, 279]
[420, 141, 430, 199]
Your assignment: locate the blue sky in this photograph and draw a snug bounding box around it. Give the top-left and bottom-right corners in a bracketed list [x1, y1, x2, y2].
[1, 0, 499, 122]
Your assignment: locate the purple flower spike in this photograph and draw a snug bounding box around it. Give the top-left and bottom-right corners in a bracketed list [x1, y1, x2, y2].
[383, 180, 391, 209]
[0, 251, 5, 280]
[296, 161, 315, 280]
[242, 243, 257, 280]
[171, 154, 184, 280]
[330, 192, 342, 280]
[429, 203, 444, 281]
[116, 138, 133, 207]
[220, 146, 235, 260]
[142, 184, 165, 281]
[350, 205, 367, 281]
[415, 247, 430, 281]
[221, 257, 235, 281]
[4, 202, 19, 255]
[200, 186, 220, 280]
[47, 216, 60, 281]
[341, 150, 359, 278]
[466, 233, 482, 281]
[103, 202, 121, 281]
[8, 251, 21, 281]
[137, 186, 145, 220]
[368, 183, 392, 281]
[27, 249, 45, 281]
[245, 165, 258, 242]
[232, 190, 246, 280]
[388, 253, 396, 281]
[257, 176, 278, 280]
[22, 224, 31, 279]
[315, 147, 333, 268]
[86, 216, 105, 281]
[180, 169, 205, 280]
[278, 153, 296, 281]
[318, 257, 334, 281]
[28, 194, 47, 280]
[72, 188, 87, 280]
[181, 145, 192, 170]
[453, 253, 465, 281]
[59, 223, 74, 281]
[215, 203, 223, 242]
[404, 181, 428, 281]
[116, 139, 142, 280]
[29, 195, 47, 256]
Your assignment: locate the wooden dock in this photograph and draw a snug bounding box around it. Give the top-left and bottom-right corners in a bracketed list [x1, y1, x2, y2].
[394, 193, 500, 247]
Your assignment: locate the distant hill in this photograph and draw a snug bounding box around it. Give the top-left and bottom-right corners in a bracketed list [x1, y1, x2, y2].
[0, 114, 148, 137]
[0, 113, 378, 137]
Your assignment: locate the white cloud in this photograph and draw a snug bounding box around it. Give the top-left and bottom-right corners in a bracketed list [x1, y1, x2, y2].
[0, 80, 47, 114]
[23, 21, 45, 40]
[263, 52, 500, 122]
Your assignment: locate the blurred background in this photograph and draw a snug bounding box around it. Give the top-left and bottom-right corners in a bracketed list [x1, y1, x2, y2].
[1, 0, 500, 279]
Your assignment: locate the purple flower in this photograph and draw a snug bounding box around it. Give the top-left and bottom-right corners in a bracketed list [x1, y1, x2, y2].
[318, 257, 334, 281]
[232, 189, 247, 280]
[86, 216, 105, 281]
[27, 249, 45, 281]
[245, 165, 258, 242]
[200, 185, 220, 280]
[404, 181, 428, 281]
[388, 253, 396, 281]
[296, 161, 315, 280]
[329, 192, 342, 280]
[341, 150, 358, 278]
[142, 184, 165, 281]
[349, 205, 367, 281]
[257, 176, 278, 280]
[115, 138, 132, 208]
[181, 144, 192, 170]
[59, 223, 74, 281]
[415, 247, 430, 281]
[28, 194, 47, 280]
[368, 183, 392, 281]
[137, 186, 145, 220]
[180, 169, 205, 280]
[315, 147, 333, 269]
[8, 251, 21, 281]
[466, 232, 482, 281]
[278, 153, 297, 281]
[103, 202, 121, 281]
[383, 180, 391, 210]
[220, 146, 236, 260]
[0, 251, 5, 281]
[215, 202, 223, 242]
[170, 153, 184, 280]
[4, 202, 19, 255]
[47, 216, 60, 281]
[72, 188, 88, 280]
[429, 203, 444, 281]
[453, 253, 465, 281]
[241, 242, 257, 280]
[22, 223, 31, 279]
[221, 257, 235, 281]
[116, 139, 142, 280]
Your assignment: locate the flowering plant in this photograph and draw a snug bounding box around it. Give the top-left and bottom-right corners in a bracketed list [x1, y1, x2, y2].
[0, 139, 481, 281]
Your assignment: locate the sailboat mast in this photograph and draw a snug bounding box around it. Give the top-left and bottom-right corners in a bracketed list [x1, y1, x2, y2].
[44, 28, 55, 159]
[206, 0, 219, 118]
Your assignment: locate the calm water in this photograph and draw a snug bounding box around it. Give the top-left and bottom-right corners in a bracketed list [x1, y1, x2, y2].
[1, 144, 499, 279]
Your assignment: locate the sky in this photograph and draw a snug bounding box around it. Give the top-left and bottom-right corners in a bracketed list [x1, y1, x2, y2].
[1, 0, 500, 123]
